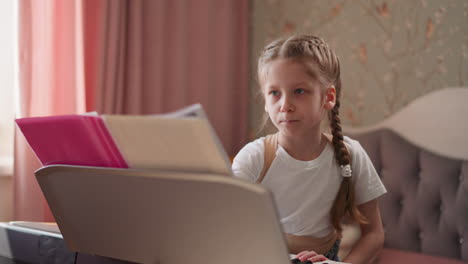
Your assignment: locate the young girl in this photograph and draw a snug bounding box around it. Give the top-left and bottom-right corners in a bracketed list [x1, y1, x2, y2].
[232, 35, 386, 264]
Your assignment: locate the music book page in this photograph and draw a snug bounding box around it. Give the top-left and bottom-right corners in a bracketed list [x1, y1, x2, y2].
[102, 104, 232, 176]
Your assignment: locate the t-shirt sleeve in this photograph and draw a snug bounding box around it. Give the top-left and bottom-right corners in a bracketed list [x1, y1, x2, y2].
[346, 137, 387, 205]
[231, 138, 264, 183]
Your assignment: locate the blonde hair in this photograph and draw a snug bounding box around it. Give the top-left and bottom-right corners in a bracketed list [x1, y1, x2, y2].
[257, 35, 367, 232]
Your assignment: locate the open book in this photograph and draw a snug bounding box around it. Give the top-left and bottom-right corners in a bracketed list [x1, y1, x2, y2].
[15, 104, 232, 176]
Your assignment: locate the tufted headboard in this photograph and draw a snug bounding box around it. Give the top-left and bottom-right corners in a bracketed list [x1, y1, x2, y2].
[344, 88, 468, 262]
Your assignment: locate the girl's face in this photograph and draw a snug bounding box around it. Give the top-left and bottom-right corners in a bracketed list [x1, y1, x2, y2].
[261, 59, 334, 138]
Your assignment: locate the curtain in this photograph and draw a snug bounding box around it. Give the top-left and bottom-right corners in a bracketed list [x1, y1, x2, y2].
[15, 0, 249, 221]
[15, 0, 87, 221]
[84, 0, 249, 156]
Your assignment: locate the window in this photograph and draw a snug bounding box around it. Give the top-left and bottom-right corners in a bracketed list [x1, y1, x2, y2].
[0, 0, 16, 177]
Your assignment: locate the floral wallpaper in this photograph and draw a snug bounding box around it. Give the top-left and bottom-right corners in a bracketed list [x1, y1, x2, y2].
[248, 0, 468, 138]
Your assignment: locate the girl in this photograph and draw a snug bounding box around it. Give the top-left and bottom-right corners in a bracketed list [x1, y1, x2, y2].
[232, 35, 386, 264]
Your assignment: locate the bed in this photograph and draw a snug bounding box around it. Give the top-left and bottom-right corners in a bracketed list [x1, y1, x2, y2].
[340, 87, 468, 263]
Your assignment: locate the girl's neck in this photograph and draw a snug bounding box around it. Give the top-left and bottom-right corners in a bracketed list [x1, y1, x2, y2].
[278, 131, 326, 161]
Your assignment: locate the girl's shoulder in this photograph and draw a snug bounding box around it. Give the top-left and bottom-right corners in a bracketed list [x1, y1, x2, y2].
[324, 134, 364, 158]
[343, 135, 365, 153]
[232, 137, 266, 182]
[342, 135, 371, 165]
[234, 137, 266, 160]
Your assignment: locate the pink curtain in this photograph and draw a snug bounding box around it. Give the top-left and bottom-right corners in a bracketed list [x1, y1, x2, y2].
[15, 0, 249, 221]
[84, 0, 249, 156]
[15, 0, 87, 221]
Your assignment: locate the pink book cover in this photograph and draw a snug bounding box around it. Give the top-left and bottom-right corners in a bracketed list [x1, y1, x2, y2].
[15, 115, 129, 168]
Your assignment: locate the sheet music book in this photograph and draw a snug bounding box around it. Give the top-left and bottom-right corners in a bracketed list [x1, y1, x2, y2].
[15, 115, 128, 168]
[16, 104, 232, 176]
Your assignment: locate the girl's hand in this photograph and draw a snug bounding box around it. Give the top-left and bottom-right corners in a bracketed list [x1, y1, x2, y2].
[295, 250, 328, 262]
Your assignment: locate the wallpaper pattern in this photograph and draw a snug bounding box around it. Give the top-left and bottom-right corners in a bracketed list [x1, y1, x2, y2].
[249, 0, 468, 137]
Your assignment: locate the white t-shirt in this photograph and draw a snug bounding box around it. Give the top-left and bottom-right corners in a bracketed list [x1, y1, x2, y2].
[232, 136, 387, 237]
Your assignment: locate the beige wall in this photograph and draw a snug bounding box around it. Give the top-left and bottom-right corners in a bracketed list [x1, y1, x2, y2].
[0, 176, 12, 221]
[249, 0, 468, 138]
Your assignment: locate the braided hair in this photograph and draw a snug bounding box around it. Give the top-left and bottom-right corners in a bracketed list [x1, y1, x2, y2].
[258, 35, 368, 231]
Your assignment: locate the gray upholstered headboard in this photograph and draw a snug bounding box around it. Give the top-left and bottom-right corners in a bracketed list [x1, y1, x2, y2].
[344, 88, 468, 262]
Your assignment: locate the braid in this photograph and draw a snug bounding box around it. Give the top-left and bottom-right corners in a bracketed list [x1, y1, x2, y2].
[329, 94, 368, 232]
[329, 100, 351, 166]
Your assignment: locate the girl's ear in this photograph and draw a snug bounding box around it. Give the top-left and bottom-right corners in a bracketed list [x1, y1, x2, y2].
[324, 86, 336, 110]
